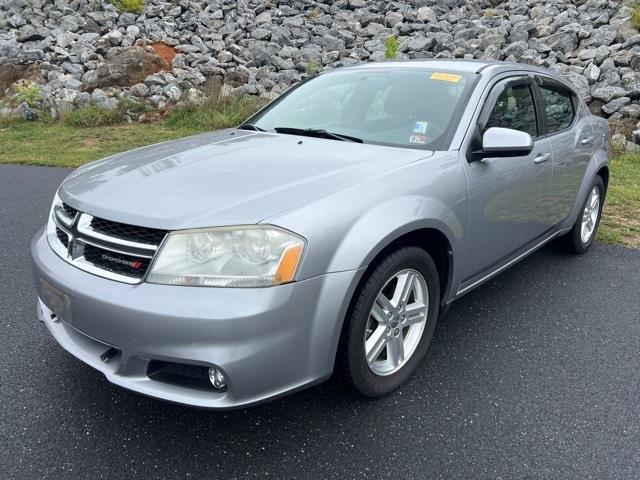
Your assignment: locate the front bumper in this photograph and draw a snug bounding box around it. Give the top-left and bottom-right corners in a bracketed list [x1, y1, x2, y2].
[31, 227, 361, 409]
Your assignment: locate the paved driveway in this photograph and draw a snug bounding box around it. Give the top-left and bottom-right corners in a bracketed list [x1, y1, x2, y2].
[1, 164, 639, 479]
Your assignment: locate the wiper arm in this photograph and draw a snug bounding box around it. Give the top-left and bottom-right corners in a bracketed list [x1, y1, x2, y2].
[274, 127, 363, 143]
[238, 123, 268, 132]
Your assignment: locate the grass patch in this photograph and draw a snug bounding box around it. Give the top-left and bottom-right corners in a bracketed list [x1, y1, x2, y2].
[598, 153, 640, 248]
[61, 105, 126, 128]
[0, 120, 195, 168]
[0, 95, 264, 168]
[164, 95, 266, 131]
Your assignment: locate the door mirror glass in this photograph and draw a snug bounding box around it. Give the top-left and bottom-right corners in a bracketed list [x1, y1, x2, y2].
[482, 127, 533, 157]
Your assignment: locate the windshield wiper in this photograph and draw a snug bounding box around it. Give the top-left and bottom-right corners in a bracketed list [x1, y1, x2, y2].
[274, 127, 363, 143]
[238, 123, 268, 132]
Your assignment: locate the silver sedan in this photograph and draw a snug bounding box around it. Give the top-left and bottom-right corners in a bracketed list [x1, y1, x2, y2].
[31, 60, 610, 408]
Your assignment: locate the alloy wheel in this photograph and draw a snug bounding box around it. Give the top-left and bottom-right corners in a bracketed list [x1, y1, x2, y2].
[364, 269, 429, 376]
[580, 186, 600, 244]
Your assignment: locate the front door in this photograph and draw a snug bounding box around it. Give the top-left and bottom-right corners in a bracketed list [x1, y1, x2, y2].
[461, 77, 554, 284]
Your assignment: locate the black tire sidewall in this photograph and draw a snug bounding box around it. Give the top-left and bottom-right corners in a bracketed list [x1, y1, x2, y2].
[343, 247, 440, 397]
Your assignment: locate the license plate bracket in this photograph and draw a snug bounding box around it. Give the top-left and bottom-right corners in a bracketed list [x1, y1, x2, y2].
[39, 278, 72, 322]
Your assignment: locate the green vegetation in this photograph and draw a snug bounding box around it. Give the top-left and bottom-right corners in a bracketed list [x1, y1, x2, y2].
[60, 98, 151, 128]
[61, 105, 127, 128]
[305, 58, 321, 76]
[0, 98, 638, 248]
[13, 80, 43, 108]
[110, 0, 145, 13]
[164, 95, 266, 130]
[308, 7, 322, 19]
[632, 7, 640, 28]
[384, 35, 399, 60]
[598, 153, 640, 248]
[0, 95, 265, 168]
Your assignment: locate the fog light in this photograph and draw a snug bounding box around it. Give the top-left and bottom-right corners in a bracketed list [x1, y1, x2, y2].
[208, 367, 227, 390]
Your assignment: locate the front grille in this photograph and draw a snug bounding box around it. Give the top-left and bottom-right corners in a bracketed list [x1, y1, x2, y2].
[55, 227, 69, 248]
[90, 217, 167, 246]
[61, 203, 78, 220]
[82, 243, 151, 279]
[49, 204, 164, 284]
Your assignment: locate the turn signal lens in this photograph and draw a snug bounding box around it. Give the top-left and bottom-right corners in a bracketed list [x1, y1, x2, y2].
[274, 244, 304, 285]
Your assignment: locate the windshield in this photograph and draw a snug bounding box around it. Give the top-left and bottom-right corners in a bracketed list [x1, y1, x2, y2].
[249, 68, 476, 150]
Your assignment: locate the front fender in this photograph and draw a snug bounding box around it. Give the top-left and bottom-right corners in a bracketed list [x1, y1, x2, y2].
[326, 195, 463, 274]
[267, 152, 468, 292]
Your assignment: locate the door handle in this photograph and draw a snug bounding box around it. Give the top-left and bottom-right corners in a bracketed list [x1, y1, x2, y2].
[581, 136, 593, 145]
[533, 153, 552, 164]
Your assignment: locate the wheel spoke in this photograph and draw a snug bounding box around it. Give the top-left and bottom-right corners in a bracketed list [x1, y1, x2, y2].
[365, 326, 388, 364]
[403, 302, 427, 326]
[392, 271, 416, 308]
[371, 301, 390, 325]
[590, 191, 599, 210]
[387, 334, 405, 367]
[374, 293, 395, 318]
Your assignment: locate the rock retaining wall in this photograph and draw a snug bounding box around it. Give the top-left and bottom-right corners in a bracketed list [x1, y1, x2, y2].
[1, 0, 640, 141]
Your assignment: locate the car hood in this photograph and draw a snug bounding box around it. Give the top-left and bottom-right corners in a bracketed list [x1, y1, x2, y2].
[60, 130, 433, 230]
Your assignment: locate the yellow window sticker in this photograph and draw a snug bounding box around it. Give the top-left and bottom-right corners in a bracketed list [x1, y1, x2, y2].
[430, 72, 462, 83]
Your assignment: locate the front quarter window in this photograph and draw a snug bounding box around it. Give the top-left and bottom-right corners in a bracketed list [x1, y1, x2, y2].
[250, 68, 475, 150]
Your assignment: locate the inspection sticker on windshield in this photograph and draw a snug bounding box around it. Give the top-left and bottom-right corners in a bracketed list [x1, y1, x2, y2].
[413, 121, 428, 134]
[430, 72, 462, 83]
[409, 134, 427, 144]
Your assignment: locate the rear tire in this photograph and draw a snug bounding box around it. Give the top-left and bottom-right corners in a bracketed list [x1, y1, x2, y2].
[337, 246, 440, 397]
[563, 175, 605, 254]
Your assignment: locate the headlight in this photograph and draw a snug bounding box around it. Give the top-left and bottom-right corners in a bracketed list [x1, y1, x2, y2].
[147, 226, 306, 287]
[45, 192, 65, 246]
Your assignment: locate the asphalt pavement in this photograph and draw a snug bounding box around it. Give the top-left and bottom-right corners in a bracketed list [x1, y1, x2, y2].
[1, 164, 639, 479]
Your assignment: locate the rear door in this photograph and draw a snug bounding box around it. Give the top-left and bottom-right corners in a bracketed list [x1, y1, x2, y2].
[462, 76, 554, 282]
[534, 77, 594, 225]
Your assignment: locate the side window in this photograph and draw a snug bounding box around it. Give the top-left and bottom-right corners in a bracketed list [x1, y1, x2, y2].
[484, 83, 538, 137]
[539, 84, 575, 133]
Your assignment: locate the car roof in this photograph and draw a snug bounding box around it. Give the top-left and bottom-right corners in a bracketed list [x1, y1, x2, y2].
[340, 59, 576, 94]
[346, 59, 493, 73]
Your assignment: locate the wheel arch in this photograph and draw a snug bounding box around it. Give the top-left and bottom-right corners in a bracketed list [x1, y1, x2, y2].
[343, 226, 455, 320]
[596, 165, 609, 193]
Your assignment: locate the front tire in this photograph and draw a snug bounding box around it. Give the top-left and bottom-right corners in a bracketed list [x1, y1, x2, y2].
[563, 175, 605, 254]
[337, 247, 440, 397]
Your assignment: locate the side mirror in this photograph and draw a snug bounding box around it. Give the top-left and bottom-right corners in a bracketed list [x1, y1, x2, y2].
[480, 127, 533, 158]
